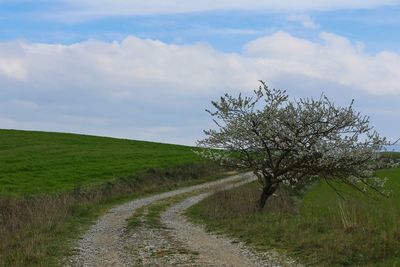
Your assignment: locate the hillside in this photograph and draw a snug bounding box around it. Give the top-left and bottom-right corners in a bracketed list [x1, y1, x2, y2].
[0, 129, 201, 195]
[0, 130, 229, 266]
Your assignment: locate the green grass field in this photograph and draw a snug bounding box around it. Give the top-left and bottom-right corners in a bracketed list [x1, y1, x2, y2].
[0, 129, 201, 195]
[187, 168, 400, 266]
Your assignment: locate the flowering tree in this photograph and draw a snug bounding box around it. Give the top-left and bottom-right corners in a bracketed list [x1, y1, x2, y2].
[197, 81, 387, 210]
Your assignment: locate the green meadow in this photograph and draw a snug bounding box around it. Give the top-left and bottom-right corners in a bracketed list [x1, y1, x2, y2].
[187, 167, 400, 266]
[0, 129, 201, 195]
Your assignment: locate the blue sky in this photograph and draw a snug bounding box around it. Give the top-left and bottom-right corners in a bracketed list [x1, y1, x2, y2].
[2, 4, 400, 54]
[0, 1, 400, 145]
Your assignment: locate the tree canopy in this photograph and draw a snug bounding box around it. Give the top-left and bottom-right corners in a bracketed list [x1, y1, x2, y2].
[197, 81, 387, 209]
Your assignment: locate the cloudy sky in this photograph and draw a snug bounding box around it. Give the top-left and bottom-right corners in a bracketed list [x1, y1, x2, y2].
[1, 1, 400, 145]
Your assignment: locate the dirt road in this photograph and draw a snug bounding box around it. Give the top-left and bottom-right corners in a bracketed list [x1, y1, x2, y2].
[66, 173, 299, 267]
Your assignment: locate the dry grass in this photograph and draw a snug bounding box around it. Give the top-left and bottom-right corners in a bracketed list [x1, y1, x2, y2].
[198, 182, 298, 220]
[0, 162, 225, 266]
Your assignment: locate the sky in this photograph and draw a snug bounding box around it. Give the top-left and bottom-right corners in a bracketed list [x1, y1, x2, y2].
[1, 1, 400, 146]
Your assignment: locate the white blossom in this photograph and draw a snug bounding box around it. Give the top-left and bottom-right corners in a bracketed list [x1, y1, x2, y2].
[197, 81, 388, 208]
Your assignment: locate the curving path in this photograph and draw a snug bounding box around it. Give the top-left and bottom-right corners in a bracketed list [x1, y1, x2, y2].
[66, 172, 300, 267]
[66, 173, 255, 267]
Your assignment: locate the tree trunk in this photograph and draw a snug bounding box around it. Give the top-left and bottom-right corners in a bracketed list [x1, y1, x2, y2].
[258, 184, 277, 211]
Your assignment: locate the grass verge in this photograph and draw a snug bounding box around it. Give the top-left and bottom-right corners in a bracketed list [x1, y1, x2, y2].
[186, 168, 400, 266]
[127, 192, 193, 231]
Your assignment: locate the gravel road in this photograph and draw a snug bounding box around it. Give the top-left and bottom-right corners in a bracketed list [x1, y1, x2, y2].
[66, 173, 300, 267]
[66, 173, 254, 267]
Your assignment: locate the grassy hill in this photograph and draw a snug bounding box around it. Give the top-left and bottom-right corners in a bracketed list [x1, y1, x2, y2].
[0, 129, 201, 195]
[0, 129, 228, 266]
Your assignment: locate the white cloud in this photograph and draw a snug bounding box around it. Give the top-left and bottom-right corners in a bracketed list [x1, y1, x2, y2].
[287, 14, 319, 29]
[244, 31, 400, 94]
[202, 28, 261, 36]
[0, 38, 260, 99]
[0, 59, 27, 80]
[1, 31, 400, 144]
[3, 32, 400, 97]
[48, 0, 400, 20]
